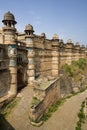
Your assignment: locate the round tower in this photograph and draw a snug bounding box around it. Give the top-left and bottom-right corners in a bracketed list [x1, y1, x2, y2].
[52, 34, 59, 40]
[25, 24, 34, 36]
[25, 24, 35, 85]
[40, 32, 46, 38]
[74, 42, 81, 61]
[51, 34, 59, 77]
[2, 12, 17, 96]
[2, 11, 17, 44]
[65, 39, 73, 65]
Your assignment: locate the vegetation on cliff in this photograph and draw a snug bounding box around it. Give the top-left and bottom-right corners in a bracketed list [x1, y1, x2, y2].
[62, 58, 87, 86]
[63, 58, 87, 76]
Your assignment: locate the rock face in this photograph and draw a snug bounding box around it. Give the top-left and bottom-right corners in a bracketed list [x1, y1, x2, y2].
[60, 61, 87, 97]
[60, 73, 73, 97]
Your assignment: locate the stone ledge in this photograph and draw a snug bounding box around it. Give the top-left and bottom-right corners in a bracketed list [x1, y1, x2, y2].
[30, 120, 43, 127]
[0, 93, 16, 107]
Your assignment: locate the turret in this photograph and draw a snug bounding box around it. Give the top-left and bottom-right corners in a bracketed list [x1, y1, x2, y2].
[51, 34, 60, 77]
[2, 12, 17, 96]
[2, 11, 17, 28]
[2, 11, 17, 44]
[24, 24, 34, 36]
[25, 24, 35, 84]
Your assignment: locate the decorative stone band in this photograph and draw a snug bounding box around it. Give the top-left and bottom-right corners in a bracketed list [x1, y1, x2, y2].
[26, 37, 34, 47]
[28, 58, 34, 64]
[8, 45, 17, 57]
[27, 47, 35, 82]
[9, 59, 16, 67]
[27, 48, 33, 50]
[8, 45, 17, 95]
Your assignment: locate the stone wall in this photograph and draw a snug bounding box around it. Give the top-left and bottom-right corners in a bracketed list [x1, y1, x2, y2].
[29, 78, 60, 123]
[60, 72, 73, 97]
[0, 70, 10, 97]
[17, 32, 87, 79]
[0, 14, 87, 107]
[34, 37, 52, 77]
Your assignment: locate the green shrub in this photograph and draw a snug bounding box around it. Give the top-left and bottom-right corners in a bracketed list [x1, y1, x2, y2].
[63, 58, 87, 78]
[75, 99, 86, 130]
[0, 97, 20, 117]
[63, 64, 73, 77]
[41, 99, 65, 122]
[31, 97, 40, 106]
[77, 58, 87, 70]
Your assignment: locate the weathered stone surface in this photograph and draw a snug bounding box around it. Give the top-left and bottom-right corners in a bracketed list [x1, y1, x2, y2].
[0, 70, 10, 97]
[0, 11, 87, 107]
[29, 78, 60, 122]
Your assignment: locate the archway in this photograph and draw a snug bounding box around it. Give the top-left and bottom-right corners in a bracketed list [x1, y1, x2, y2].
[17, 66, 27, 91]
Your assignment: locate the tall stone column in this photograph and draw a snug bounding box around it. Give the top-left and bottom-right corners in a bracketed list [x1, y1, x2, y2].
[27, 38, 35, 84]
[74, 43, 80, 61]
[25, 24, 35, 85]
[51, 34, 60, 77]
[8, 45, 17, 96]
[2, 11, 17, 96]
[80, 45, 85, 59]
[65, 39, 73, 65]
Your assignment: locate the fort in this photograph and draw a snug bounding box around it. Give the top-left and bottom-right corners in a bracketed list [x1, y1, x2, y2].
[0, 12, 87, 123]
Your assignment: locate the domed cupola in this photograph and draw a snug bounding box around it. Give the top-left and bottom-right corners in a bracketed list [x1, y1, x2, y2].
[67, 39, 72, 44]
[76, 42, 80, 46]
[40, 33, 46, 38]
[2, 11, 17, 27]
[25, 24, 34, 35]
[52, 34, 59, 40]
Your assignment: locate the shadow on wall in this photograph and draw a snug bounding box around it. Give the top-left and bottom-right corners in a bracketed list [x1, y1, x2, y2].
[0, 114, 15, 130]
[17, 66, 27, 91]
[60, 73, 73, 97]
[0, 70, 10, 98]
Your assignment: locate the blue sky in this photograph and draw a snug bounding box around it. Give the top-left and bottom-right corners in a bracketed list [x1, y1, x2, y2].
[0, 0, 87, 45]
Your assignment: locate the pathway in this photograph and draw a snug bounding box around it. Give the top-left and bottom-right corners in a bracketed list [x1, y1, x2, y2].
[5, 88, 87, 130]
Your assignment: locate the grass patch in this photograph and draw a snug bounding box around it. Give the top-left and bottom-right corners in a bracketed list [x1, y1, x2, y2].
[75, 100, 86, 130]
[41, 87, 87, 123]
[0, 97, 20, 117]
[80, 87, 87, 93]
[41, 99, 66, 122]
[0, 97, 20, 129]
[31, 97, 40, 107]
